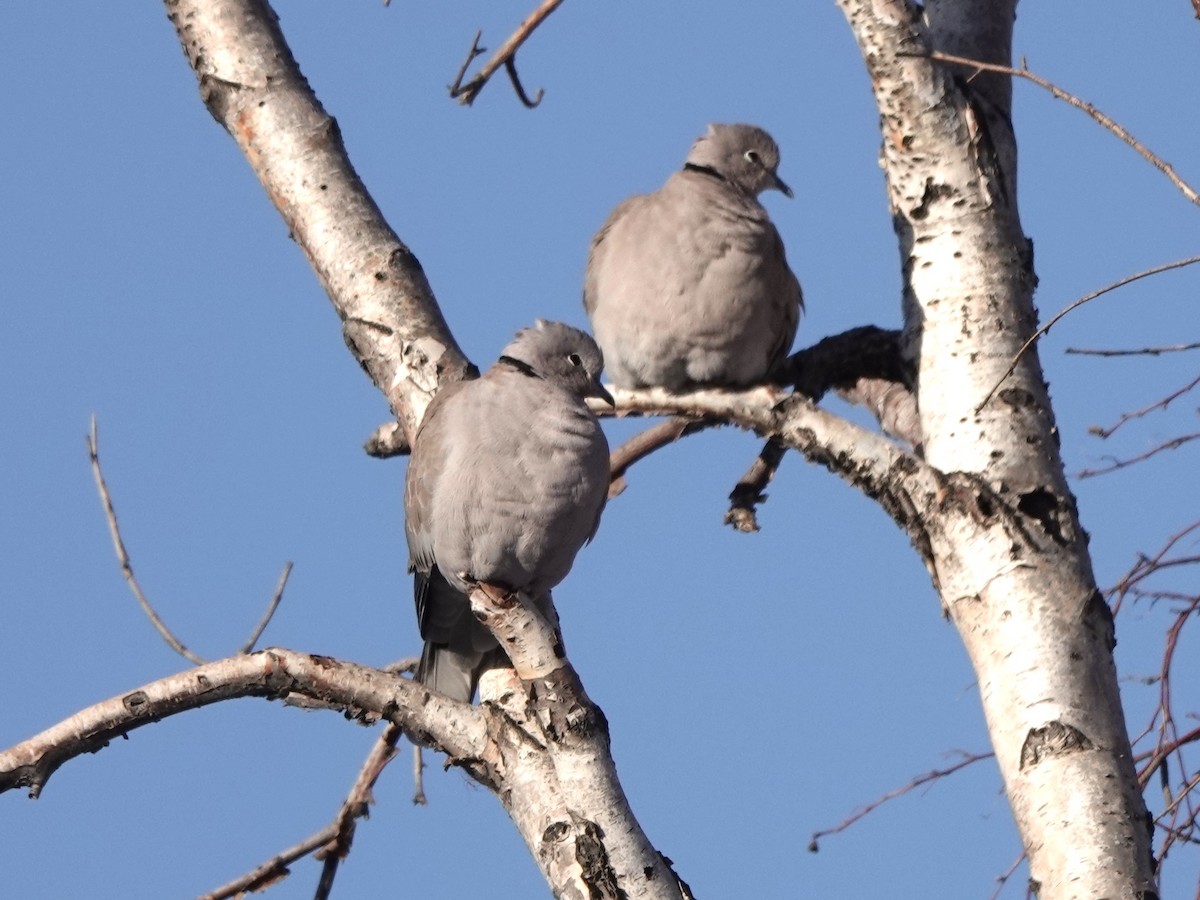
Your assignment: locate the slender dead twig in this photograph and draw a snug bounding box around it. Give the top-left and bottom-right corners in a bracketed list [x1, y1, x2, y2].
[1089, 373, 1200, 440]
[87, 417, 205, 666]
[1066, 341, 1200, 357]
[808, 750, 993, 851]
[928, 51, 1200, 206]
[448, 0, 567, 107]
[608, 417, 711, 498]
[202, 723, 404, 900]
[1077, 433, 1200, 478]
[238, 561, 293, 653]
[977, 255, 1200, 412]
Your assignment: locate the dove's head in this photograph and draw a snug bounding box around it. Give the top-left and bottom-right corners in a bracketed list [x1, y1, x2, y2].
[501, 320, 614, 406]
[686, 123, 792, 199]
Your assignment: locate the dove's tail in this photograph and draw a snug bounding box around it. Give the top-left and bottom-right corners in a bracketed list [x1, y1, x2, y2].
[416, 642, 492, 704]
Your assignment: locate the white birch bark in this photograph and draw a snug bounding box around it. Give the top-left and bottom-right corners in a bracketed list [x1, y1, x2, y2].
[837, 0, 1157, 895]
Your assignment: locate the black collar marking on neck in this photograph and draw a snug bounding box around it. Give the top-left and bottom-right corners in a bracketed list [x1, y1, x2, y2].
[683, 162, 730, 186]
[498, 355, 542, 380]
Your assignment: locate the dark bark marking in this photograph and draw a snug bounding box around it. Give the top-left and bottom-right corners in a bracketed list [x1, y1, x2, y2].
[575, 818, 627, 900]
[1016, 487, 1066, 545]
[1019, 721, 1094, 771]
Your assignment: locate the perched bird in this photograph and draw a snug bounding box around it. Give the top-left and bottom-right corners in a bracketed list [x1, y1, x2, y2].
[584, 123, 803, 391]
[403, 320, 612, 703]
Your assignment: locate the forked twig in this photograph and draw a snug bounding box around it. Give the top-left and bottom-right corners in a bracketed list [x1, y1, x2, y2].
[202, 723, 404, 900]
[87, 417, 205, 665]
[1088, 373, 1200, 440]
[927, 51, 1200, 206]
[977, 255, 1200, 411]
[448, 0, 567, 107]
[808, 750, 993, 851]
[1078, 433, 1200, 478]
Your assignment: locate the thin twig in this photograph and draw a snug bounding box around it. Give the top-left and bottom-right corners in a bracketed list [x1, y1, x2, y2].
[87, 417, 206, 666]
[988, 851, 1028, 900]
[608, 417, 711, 498]
[1089, 373, 1200, 440]
[447, 30, 487, 97]
[1077, 433, 1200, 478]
[724, 437, 788, 533]
[1066, 342, 1200, 357]
[808, 750, 993, 851]
[447, 0, 566, 107]
[238, 561, 293, 653]
[202, 723, 404, 900]
[927, 51, 1200, 206]
[977, 255, 1200, 412]
[1109, 520, 1200, 615]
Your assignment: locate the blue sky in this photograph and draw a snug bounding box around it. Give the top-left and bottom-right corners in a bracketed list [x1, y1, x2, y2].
[3, 3, 1198, 898]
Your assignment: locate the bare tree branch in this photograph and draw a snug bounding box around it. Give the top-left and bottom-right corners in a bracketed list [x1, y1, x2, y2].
[0, 651, 484, 799]
[447, 0, 567, 107]
[978, 254, 1200, 411]
[926, 51, 1200, 206]
[165, 0, 476, 444]
[88, 417, 205, 666]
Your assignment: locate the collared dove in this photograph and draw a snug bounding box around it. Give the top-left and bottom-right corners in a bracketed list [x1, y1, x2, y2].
[584, 123, 803, 391]
[404, 320, 612, 703]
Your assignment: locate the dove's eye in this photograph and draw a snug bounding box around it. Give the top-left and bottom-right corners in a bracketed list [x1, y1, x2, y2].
[744, 149, 761, 165]
[567, 353, 584, 367]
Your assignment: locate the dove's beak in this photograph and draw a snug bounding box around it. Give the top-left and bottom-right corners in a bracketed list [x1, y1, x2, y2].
[773, 173, 794, 198]
[589, 381, 616, 407]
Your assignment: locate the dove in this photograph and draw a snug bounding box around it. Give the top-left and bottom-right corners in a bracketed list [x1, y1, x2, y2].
[584, 123, 803, 391]
[404, 320, 612, 702]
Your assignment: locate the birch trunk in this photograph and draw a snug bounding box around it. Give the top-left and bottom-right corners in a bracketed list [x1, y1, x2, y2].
[838, 0, 1157, 895]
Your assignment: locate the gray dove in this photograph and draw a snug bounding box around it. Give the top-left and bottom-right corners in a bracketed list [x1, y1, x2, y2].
[584, 123, 803, 391]
[404, 320, 612, 703]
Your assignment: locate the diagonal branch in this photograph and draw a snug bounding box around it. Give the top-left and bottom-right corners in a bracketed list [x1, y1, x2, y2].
[927, 51, 1200, 206]
[238, 561, 293, 654]
[202, 723, 404, 900]
[608, 417, 712, 498]
[165, 0, 476, 443]
[447, 0, 567, 107]
[1078, 433, 1200, 478]
[1088, 373, 1200, 440]
[978, 254, 1200, 411]
[808, 749, 993, 851]
[88, 417, 205, 665]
